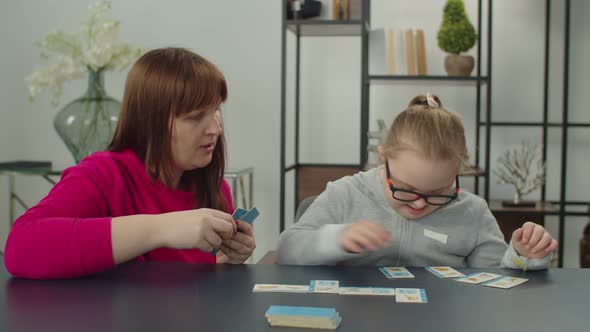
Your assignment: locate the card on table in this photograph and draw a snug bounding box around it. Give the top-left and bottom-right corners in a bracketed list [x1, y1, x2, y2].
[481, 276, 529, 289]
[455, 272, 502, 284]
[252, 284, 310, 293]
[395, 288, 428, 303]
[339, 287, 396, 296]
[309, 280, 340, 294]
[379, 267, 415, 279]
[425, 266, 465, 278]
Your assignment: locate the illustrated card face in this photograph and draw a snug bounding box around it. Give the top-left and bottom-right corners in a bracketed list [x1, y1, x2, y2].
[252, 284, 310, 293]
[455, 272, 502, 284]
[481, 276, 528, 289]
[339, 287, 396, 296]
[309, 280, 339, 293]
[425, 266, 465, 278]
[379, 267, 415, 279]
[395, 288, 428, 303]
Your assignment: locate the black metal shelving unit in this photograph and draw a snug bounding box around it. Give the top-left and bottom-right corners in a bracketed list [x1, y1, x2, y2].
[481, 0, 590, 267]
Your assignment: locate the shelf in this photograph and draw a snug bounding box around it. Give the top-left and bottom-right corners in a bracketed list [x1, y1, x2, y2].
[490, 200, 590, 216]
[368, 75, 488, 85]
[479, 122, 590, 127]
[489, 200, 559, 215]
[286, 20, 362, 36]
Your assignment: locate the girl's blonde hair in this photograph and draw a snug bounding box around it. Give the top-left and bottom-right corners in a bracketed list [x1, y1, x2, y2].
[382, 94, 471, 173]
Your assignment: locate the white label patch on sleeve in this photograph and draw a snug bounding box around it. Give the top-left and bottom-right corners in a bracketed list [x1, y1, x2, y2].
[424, 229, 448, 244]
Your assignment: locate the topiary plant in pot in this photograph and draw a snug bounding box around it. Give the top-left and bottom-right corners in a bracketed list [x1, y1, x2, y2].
[437, 0, 477, 76]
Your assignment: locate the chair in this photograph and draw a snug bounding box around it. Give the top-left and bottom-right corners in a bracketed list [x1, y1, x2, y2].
[580, 209, 590, 267]
[294, 195, 318, 223]
[256, 195, 318, 264]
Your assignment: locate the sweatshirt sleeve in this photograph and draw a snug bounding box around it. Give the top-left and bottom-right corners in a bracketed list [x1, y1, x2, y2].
[277, 182, 358, 265]
[3, 165, 114, 279]
[466, 199, 551, 270]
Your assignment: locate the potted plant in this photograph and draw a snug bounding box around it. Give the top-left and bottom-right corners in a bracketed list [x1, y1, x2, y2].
[437, 0, 477, 76]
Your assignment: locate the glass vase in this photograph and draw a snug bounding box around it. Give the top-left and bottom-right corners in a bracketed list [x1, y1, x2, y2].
[54, 69, 120, 163]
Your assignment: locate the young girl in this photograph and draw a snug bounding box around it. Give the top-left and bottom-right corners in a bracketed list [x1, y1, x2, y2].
[278, 94, 556, 269]
[4, 48, 256, 279]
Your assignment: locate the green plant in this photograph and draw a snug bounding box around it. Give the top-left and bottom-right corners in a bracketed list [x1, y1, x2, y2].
[437, 0, 477, 54]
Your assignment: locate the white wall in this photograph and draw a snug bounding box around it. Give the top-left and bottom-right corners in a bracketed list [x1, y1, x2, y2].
[1, 0, 588, 267]
[0, 0, 281, 262]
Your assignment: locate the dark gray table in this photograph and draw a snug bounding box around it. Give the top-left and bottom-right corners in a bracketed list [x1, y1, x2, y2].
[0, 262, 587, 332]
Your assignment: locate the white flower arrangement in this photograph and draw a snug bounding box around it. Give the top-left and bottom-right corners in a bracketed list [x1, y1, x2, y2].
[26, 1, 143, 106]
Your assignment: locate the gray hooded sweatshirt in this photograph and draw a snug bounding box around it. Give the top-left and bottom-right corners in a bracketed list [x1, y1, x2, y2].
[278, 167, 551, 269]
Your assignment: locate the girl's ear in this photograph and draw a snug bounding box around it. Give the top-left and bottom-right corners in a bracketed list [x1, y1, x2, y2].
[377, 145, 386, 163]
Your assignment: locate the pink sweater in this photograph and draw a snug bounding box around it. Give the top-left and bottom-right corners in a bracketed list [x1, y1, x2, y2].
[3, 149, 233, 279]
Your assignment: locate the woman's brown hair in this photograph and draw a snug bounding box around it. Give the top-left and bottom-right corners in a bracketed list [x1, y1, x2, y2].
[382, 94, 471, 174]
[109, 47, 228, 211]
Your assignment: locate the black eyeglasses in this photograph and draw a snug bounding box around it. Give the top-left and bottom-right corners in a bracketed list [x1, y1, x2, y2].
[384, 160, 459, 206]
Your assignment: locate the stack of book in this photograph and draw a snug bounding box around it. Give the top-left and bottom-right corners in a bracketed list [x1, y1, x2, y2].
[265, 305, 342, 330]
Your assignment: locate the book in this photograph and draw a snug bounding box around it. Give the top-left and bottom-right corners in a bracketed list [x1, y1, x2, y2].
[415, 29, 427, 75]
[405, 29, 416, 75]
[369, 28, 394, 75]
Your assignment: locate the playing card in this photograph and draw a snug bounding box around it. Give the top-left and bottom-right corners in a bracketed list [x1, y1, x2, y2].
[379, 267, 415, 279]
[232, 208, 248, 220]
[211, 207, 257, 255]
[309, 280, 339, 293]
[252, 284, 310, 293]
[395, 288, 428, 303]
[425, 266, 465, 278]
[239, 207, 259, 224]
[339, 287, 396, 296]
[455, 272, 502, 284]
[481, 276, 529, 289]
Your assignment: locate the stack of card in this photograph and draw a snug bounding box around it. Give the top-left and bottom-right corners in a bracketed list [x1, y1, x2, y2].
[265, 305, 342, 330]
[211, 207, 259, 255]
[232, 207, 259, 224]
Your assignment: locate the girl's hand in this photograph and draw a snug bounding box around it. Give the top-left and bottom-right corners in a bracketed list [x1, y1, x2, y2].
[511, 221, 558, 259]
[338, 221, 391, 254]
[216, 220, 256, 264]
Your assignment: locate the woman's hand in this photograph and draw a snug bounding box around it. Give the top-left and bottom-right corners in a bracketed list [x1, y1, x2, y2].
[159, 208, 236, 252]
[216, 220, 256, 264]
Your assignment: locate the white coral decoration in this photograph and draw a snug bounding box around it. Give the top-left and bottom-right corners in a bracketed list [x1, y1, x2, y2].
[493, 141, 546, 204]
[26, 1, 143, 106]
